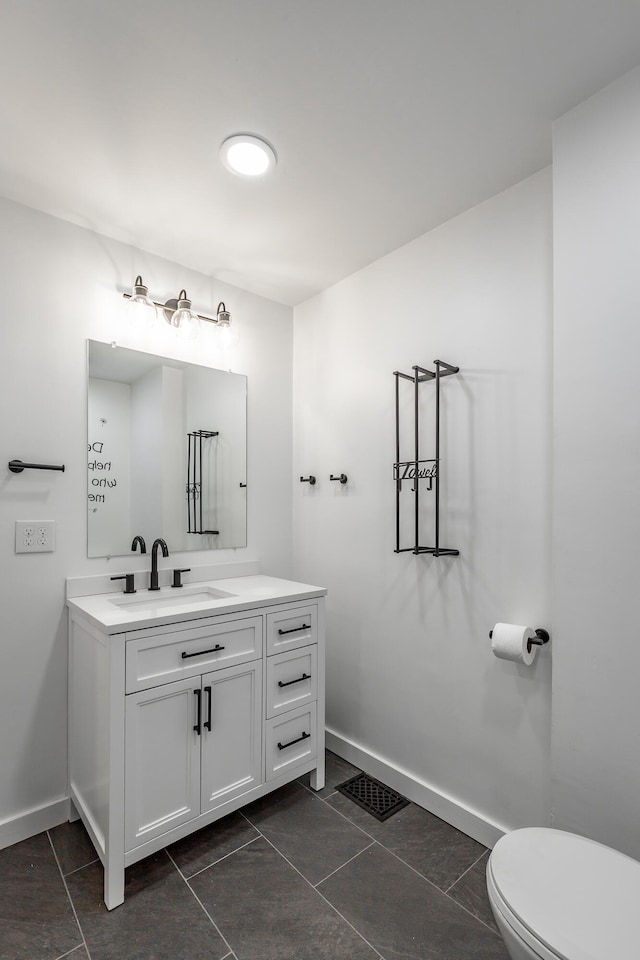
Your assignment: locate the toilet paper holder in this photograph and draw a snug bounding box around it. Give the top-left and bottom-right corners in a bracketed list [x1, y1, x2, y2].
[489, 627, 550, 654]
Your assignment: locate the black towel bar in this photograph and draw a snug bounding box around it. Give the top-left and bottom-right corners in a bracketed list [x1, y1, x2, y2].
[8, 460, 65, 473]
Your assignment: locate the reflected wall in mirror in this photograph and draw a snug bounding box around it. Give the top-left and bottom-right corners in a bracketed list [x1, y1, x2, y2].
[87, 340, 247, 558]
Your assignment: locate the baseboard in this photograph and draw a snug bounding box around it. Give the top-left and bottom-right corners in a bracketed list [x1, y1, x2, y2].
[0, 797, 70, 850]
[326, 728, 505, 849]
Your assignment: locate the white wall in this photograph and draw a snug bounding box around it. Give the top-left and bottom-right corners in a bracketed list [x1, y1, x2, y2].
[293, 169, 553, 839]
[551, 66, 640, 858]
[0, 196, 293, 843]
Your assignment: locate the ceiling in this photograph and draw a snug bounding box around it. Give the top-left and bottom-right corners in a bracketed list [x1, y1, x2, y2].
[2, 1, 640, 306]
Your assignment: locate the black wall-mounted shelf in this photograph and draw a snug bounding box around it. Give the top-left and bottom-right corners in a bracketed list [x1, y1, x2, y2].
[393, 359, 459, 557]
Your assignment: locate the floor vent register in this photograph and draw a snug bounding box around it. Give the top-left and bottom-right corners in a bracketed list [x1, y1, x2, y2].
[336, 773, 409, 822]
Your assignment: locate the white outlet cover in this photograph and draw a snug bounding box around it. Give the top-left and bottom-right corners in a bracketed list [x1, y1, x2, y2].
[15, 521, 56, 553]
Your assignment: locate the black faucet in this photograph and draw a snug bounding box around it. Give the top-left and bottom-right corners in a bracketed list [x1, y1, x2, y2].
[148, 538, 169, 591]
[131, 535, 146, 554]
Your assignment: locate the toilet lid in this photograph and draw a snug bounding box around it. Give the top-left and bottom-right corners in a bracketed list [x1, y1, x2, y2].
[488, 828, 640, 960]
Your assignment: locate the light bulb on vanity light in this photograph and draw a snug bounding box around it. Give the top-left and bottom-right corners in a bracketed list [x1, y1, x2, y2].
[127, 276, 157, 328]
[170, 290, 200, 340]
[216, 301, 238, 342]
[215, 301, 239, 354]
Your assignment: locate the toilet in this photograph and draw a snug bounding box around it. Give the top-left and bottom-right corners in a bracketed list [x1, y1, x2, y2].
[486, 827, 640, 960]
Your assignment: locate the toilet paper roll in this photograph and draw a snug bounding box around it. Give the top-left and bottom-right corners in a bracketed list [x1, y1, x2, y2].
[491, 622, 537, 665]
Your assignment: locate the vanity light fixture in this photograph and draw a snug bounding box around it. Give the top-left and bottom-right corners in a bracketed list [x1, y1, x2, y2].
[220, 133, 277, 177]
[123, 278, 236, 345]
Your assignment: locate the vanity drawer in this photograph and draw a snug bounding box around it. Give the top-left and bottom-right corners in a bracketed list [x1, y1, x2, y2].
[266, 605, 317, 656]
[265, 646, 317, 719]
[265, 702, 317, 781]
[126, 616, 263, 693]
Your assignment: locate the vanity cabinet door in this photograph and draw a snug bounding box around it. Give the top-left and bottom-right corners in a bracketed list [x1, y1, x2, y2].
[125, 676, 201, 852]
[200, 661, 262, 814]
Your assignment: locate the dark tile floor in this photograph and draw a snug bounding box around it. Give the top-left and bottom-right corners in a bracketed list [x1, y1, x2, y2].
[1, 751, 509, 960]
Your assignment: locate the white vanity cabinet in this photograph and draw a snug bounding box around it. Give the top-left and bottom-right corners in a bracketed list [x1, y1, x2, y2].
[67, 575, 325, 910]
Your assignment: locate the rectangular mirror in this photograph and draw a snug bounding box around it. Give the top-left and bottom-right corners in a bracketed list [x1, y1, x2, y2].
[87, 340, 247, 558]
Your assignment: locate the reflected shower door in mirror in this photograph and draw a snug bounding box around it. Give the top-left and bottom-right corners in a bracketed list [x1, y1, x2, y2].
[87, 340, 247, 558]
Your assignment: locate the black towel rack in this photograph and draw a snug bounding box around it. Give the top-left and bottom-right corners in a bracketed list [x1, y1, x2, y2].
[393, 359, 459, 557]
[186, 430, 219, 535]
[8, 460, 65, 473]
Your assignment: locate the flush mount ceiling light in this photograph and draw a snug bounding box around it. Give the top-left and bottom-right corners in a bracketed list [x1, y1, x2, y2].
[220, 133, 277, 177]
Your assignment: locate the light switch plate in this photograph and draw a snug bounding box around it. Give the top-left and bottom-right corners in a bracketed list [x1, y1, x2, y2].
[15, 521, 56, 553]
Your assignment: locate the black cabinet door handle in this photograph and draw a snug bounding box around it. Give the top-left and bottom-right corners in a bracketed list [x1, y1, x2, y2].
[182, 644, 225, 659]
[277, 731, 311, 750]
[193, 689, 202, 735]
[278, 673, 311, 688]
[277, 624, 310, 636]
[204, 685, 212, 731]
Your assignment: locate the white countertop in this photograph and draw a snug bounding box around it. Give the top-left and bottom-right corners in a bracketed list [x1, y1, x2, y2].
[67, 575, 326, 634]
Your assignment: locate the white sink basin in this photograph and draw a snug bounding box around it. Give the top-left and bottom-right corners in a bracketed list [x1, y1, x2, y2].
[109, 586, 236, 609]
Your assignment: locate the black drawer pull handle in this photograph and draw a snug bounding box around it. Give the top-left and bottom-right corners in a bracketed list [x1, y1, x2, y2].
[193, 688, 202, 735]
[277, 731, 311, 750]
[277, 624, 310, 636]
[278, 673, 311, 688]
[181, 644, 225, 659]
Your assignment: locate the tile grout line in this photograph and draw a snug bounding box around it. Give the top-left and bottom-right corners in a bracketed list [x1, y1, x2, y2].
[440, 850, 503, 936]
[70, 946, 97, 960]
[443, 848, 488, 895]
[313, 839, 377, 887]
[179, 834, 262, 881]
[54, 945, 90, 960]
[377, 841, 502, 938]
[257, 831, 386, 960]
[297, 777, 339, 801]
[238, 781, 376, 860]
[165, 847, 235, 958]
[46, 830, 94, 960]
[314, 792, 379, 843]
[62, 856, 101, 879]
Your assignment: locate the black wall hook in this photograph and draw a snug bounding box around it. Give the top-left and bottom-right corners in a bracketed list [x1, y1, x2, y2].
[300, 475, 316, 485]
[330, 473, 348, 484]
